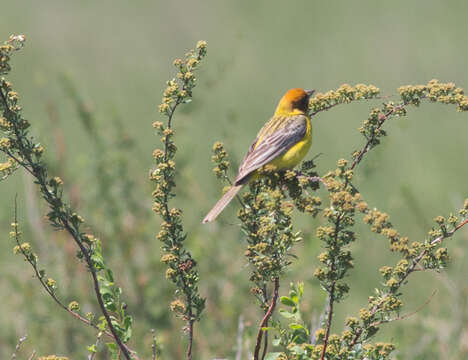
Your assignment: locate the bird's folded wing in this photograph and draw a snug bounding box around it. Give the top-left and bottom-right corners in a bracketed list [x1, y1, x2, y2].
[234, 115, 307, 184]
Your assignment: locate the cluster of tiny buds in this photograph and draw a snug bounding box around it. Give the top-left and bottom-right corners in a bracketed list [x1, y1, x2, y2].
[309, 83, 380, 114]
[0, 35, 25, 75]
[170, 299, 186, 315]
[68, 301, 80, 312]
[362, 206, 415, 257]
[399, 79, 468, 111]
[1, 79, 24, 113]
[0, 157, 17, 179]
[239, 180, 299, 280]
[211, 141, 230, 179]
[158, 41, 207, 115]
[11, 221, 61, 297]
[285, 325, 395, 359]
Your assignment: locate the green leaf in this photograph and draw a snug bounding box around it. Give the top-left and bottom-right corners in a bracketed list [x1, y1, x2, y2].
[289, 323, 304, 330]
[97, 317, 107, 331]
[91, 253, 104, 269]
[100, 287, 113, 296]
[104, 300, 117, 312]
[122, 315, 133, 342]
[280, 296, 296, 307]
[105, 268, 114, 282]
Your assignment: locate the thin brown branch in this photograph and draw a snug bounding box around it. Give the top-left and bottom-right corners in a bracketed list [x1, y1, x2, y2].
[258, 260, 270, 360]
[350, 102, 407, 171]
[187, 319, 194, 360]
[261, 327, 269, 360]
[3, 150, 35, 177]
[432, 217, 468, 245]
[254, 278, 280, 360]
[370, 289, 438, 328]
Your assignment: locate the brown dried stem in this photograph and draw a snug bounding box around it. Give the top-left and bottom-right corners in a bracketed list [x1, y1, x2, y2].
[350, 102, 408, 170]
[253, 277, 280, 360]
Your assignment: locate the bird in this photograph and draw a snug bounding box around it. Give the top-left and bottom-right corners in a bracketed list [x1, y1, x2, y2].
[202, 88, 314, 223]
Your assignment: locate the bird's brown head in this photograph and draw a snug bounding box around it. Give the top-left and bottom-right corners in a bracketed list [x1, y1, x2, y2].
[274, 88, 315, 116]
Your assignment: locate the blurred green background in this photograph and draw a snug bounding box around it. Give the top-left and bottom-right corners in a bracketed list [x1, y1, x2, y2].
[1, 1, 468, 359]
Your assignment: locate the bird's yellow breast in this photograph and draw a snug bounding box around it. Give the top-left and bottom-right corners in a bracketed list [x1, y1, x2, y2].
[270, 117, 312, 170]
[268, 115, 312, 170]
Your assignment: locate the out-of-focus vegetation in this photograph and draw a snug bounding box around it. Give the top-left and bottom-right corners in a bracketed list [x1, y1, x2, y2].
[1, 1, 468, 359]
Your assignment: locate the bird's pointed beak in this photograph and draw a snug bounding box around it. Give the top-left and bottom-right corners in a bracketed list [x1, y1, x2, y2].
[305, 89, 315, 97]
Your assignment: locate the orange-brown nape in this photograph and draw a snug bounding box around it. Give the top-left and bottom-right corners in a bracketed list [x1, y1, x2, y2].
[274, 88, 314, 116]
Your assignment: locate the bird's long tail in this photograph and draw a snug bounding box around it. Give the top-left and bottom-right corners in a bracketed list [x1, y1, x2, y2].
[202, 184, 243, 223]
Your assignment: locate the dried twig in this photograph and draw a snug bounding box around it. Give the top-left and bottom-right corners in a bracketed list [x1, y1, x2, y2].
[350, 102, 407, 170]
[253, 278, 280, 360]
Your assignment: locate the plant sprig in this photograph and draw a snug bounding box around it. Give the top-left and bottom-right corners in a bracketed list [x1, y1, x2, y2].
[150, 40, 207, 360]
[0, 35, 136, 360]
